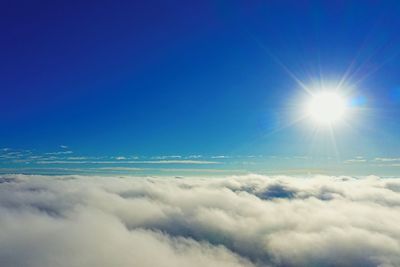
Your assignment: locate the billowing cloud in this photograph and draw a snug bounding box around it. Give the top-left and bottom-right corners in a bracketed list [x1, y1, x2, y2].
[0, 174, 399, 267]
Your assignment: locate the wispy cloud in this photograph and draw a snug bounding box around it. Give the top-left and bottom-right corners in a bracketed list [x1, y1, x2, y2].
[344, 158, 367, 164]
[151, 155, 182, 160]
[187, 155, 202, 159]
[158, 168, 246, 173]
[95, 167, 145, 171]
[45, 151, 73, 155]
[67, 157, 89, 160]
[374, 157, 400, 162]
[211, 155, 231, 159]
[375, 163, 400, 167]
[36, 160, 220, 165]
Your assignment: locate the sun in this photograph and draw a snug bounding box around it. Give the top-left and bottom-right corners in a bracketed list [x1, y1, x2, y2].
[306, 91, 347, 125]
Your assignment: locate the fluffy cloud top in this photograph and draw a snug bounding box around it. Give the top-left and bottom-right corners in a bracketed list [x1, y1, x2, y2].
[0, 174, 399, 267]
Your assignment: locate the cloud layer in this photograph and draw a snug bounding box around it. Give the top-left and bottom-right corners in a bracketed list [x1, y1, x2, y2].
[0, 174, 399, 267]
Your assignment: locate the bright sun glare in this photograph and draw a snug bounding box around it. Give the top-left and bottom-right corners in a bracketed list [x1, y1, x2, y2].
[306, 91, 347, 125]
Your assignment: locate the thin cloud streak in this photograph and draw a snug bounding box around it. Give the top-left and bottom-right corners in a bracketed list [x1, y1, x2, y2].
[35, 160, 221, 165]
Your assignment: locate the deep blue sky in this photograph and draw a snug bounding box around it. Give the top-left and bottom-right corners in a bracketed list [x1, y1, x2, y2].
[1, 1, 400, 175]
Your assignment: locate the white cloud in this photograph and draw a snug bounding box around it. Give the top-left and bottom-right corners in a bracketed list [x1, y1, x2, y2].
[67, 157, 89, 160]
[35, 160, 220, 165]
[45, 151, 73, 155]
[345, 158, 367, 163]
[187, 155, 203, 159]
[151, 155, 182, 160]
[374, 157, 400, 162]
[211, 155, 231, 159]
[0, 174, 399, 267]
[96, 167, 144, 171]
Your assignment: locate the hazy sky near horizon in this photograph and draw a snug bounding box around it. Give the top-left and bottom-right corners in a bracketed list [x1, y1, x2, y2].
[1, 1, 400, 175]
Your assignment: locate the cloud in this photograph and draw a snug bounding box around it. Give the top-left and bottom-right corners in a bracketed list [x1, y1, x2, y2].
[151, 155, 182, 160]
[96, 167, 144, 171]
[67, 157, 89, 160]
[45, 151, 73, 155]
[374, 157, 400, 162]
[0, 174, 399, 267]
[187, 155, 203, 159]
[211, 155, 231, 159]
[375, 164, 400, 168]
[157, 168, 245, 173]
[35, 160, 220, 165]
[345, 158, 367, 163]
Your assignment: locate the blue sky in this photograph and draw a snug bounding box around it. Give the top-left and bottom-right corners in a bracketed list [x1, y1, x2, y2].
[1, 1, 400, 175]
